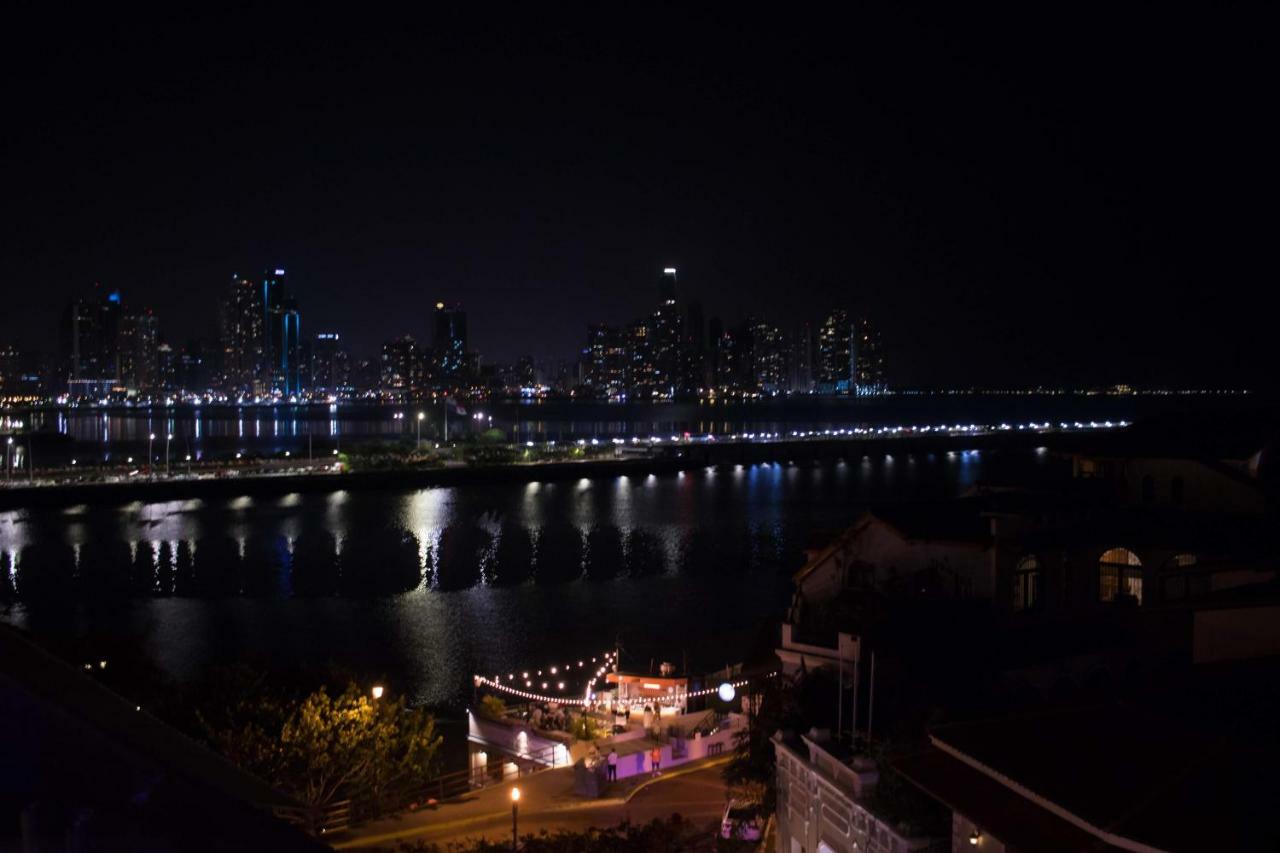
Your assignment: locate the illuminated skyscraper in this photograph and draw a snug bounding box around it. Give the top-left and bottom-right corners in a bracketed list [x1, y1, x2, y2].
[118, 309, 159, 395]
[60, 286, 123, 397]
[312, 333, 350, 393]
[278, 297, 301, 395]
[853, 317, 887, 394]
[659, 267, 678, 304]
[650, 268, 683, 398]
[789, 322, 814, 394]
[748, 320, 787, 395]
[583, 324, 630, 399]
[714, 327, 745, 393]
[433, 302, 468, 379]
[260, 268, 290, 393]
[628, 320, 656, 398]
[220, 274, 264, 395]
[381, 335, 421, 395]
[817, 309, 854, 394]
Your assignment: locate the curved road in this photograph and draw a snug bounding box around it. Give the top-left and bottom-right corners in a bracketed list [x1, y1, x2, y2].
[335, 762, 730, 850]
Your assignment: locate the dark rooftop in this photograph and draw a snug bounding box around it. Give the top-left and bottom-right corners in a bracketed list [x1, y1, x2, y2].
[1, 625, 324, 851]
[867, 500, 992, 546]
[910, 703, 1279, 851]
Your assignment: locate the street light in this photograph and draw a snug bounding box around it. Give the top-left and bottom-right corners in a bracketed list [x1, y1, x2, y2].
[510, 787, 520, 851]
[148, 433, 156, 477]
[371, 685, 384, 700]
[5, 437, 12, 482]
[165, 433, 172, 477]
[416, 411, 424, 449]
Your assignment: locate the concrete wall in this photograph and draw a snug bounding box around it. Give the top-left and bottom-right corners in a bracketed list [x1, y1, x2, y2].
[1118, 458, 1264, 514]
[952, 813, 1005, 853]
[607, 716, 742, 781]
[1193, 605, 1280, 663]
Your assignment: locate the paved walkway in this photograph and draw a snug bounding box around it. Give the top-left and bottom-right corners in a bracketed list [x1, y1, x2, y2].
[330, 756, 731, 850]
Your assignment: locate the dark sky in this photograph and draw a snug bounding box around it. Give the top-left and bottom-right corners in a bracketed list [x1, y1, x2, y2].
[1, 7, 1271, 388]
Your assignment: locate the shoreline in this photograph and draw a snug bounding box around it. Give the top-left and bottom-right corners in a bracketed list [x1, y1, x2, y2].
[0, 429, 1092, 510]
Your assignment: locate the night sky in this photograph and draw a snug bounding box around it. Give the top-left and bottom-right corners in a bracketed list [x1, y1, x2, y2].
[1, 7, 1269, 389]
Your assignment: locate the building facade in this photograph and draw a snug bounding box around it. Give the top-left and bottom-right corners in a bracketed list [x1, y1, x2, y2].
[774, 733, 936, 853]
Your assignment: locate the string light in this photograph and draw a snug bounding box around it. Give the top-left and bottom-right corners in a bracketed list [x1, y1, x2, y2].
[474, 670, 776, 707]
[475, 675, 590, 706]
[475, 651, 617, 702]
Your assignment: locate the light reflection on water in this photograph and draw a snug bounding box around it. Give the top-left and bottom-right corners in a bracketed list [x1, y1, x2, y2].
[0, 451, 1054, 706]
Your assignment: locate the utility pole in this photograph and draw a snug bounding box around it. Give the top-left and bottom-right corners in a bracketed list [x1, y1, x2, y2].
[510, 787, 520, 852]
[866, 651, 876, 745]
[837, 635, 844, 740]
[851, 653, 860, 742]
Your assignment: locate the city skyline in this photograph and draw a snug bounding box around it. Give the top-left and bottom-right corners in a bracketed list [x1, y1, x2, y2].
[24, 265, 891, 402]
[1, 8, 1270, 391]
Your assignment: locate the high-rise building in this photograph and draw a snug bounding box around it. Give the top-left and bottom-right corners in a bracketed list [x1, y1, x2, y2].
[381, 335, 421, 395]
[650, 268, 683, 399]
[261, 269, 284, 382]
[817, 309, 854, 394]
[118, 309, 159, 395]
[583, 324, 630, 399]
[219, 268, 300, 396]
[628, 321, 656, 398]
[748, 319, 788, 395]
[789, 322, 814, 394]
[312, 333, 350, 394]
[351, 357, 381, 395]
[220, 274, 264, 395]
[176, 339, 212, 394]
[714, 328, 747, 393]
[60, 286, 123, 397]
[156, 341, 177, 393]
[278, 296, 302, 396]
[433, 302, 468, 380]
[683, 299, 706, 395]
[0, 346, 46, 400]
[853, 317, 887, 395]
[659, 267, 678, 304]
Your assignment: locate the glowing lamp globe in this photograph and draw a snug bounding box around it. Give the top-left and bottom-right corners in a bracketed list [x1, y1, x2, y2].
[717, 682, 736, 702]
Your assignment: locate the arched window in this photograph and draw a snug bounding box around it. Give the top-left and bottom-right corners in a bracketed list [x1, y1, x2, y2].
[1099, 547, 1143, 604]
[1013, 555, 1039, 612]
[1141, 475, 1155, 504]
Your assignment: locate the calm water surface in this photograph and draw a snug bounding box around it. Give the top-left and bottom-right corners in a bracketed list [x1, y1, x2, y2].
[3, 449, 1056, 706]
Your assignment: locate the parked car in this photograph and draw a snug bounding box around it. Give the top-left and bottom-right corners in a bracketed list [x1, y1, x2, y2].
[720, 800, 763, 841]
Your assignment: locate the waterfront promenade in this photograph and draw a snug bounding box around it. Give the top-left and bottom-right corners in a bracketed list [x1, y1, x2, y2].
[0, 424, 1105, 509]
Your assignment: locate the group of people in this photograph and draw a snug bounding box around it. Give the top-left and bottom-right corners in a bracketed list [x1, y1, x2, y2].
[601, 744, 663, 781]
[523, 703, 573, 732]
